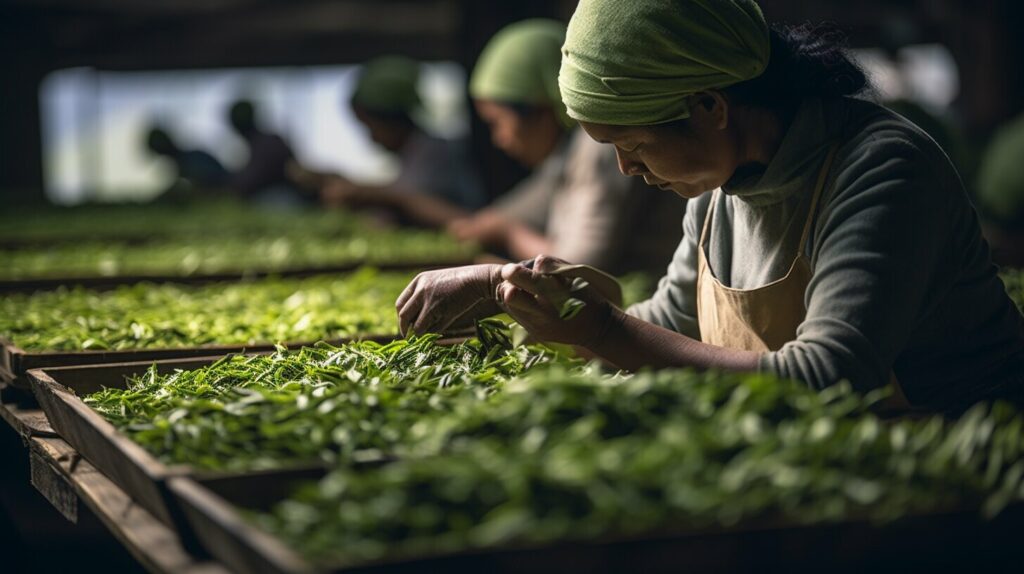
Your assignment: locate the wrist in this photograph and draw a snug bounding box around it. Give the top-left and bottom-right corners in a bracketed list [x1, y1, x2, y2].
[485, 264, 503, 302]
[576, 300, 619, 349]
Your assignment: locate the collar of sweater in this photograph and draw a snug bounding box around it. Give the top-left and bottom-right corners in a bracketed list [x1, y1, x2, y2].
[722, 98, 842, 208]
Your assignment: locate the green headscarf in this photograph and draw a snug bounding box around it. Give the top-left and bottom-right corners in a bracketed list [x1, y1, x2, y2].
[350, 56, 422, 115]
[559, 0, 771, 126]
[978, 113, 1024, 227]
[469, 19, 573, 128]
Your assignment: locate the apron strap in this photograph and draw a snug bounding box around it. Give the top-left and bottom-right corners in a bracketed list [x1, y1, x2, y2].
[698, 189, 718, 252]
[796, 143, 841, 253]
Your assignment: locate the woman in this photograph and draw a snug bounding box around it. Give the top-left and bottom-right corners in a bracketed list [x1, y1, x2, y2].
[449, 18, 685, 275]
[333, 21, 684, 273]
[226, 100, 315, 206]
[397, 0, 1024, 411]
[144, 125, 230, 196]
[318, 56, 487, 222]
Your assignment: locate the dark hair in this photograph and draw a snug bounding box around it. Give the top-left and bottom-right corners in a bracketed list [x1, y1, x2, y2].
[145, 126, 176, 155]
[492, 101, 549, 119]
[725, 23, 870, 113]
[350, 102, 417, 129]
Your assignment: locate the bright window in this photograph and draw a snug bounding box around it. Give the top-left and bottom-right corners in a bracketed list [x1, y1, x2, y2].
[39, 63, 469, 204]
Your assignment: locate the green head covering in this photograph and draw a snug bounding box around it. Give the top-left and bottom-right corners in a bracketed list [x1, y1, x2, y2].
[978, 113, 1024, 226]
[559, 0, 771, 126]
[350, 56, 422, 115]
[470, 19, 573, 128]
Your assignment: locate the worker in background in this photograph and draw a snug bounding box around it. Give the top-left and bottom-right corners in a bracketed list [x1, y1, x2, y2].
[320, 56, 487, 223]
[397, 1, 1024, 413]
[227, 99, 315, 206]
[144, 125, 229, 196]
[447, 18, 685, 275]
[976, 112, 1024, 266]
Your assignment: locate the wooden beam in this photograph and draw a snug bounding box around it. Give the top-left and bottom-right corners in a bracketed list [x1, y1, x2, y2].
[1, 402, 231, 574]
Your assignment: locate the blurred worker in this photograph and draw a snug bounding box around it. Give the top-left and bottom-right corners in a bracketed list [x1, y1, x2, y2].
[144, 125, 230, 194]
[320, 56, 486, 222]
[977, 112, 1024, 266]
[447, 19, 685, 275]
[227, 99, 314, 206]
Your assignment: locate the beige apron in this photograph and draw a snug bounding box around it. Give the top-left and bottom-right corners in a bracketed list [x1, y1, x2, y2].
[695, 144, 910, 409]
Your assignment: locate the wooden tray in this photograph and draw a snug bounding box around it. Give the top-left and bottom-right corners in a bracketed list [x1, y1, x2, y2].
[25, 351, 1024, 572]
[167, 469, 1024, 574]
[25, 336, 471, 533]
[28, 356, 239, 528]
[2, 333, 400, 389]
[169, 470, 325, 574]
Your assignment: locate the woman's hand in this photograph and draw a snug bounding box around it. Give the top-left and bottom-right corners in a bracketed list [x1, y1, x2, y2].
[321, 177, 386, 209]
[286, 160, 333, 190]
[396, 264, 503, 336]
[495, 255, 615, 346]
[320, 177, 355, 208]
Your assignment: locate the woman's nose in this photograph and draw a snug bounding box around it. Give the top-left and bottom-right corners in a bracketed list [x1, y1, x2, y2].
[615, 149, 644, 176]
[492, 131, 512, 150]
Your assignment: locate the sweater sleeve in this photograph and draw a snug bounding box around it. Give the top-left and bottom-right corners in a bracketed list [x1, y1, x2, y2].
[547, 137, 637, 270]
[625, 195, 708, 339]
[494, 164, 559, 232]
[760, 134, 956, 391]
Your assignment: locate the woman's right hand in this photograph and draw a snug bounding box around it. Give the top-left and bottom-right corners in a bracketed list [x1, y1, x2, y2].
[396, 264, 503, 336]
[320, 177, 357, 208]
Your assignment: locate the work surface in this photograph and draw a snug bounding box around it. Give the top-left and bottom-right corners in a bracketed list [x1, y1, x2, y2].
[0, 390, 230, 574]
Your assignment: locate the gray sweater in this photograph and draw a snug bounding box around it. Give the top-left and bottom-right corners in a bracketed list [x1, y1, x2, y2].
[629, 97, 1024, 409]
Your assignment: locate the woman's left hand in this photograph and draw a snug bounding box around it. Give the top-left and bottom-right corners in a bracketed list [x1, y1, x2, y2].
[495, 255, 614, 346]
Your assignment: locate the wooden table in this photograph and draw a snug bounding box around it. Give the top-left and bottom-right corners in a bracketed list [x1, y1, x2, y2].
[0, 393, 231, 574]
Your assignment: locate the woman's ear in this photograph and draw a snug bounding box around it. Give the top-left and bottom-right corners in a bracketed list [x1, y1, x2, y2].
[691, 91, 730, 130]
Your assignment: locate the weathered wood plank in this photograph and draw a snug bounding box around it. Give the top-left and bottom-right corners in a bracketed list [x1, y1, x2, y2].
[27, 436, 231, 574]
[0, 403, 55, 438]
[1, 401, 230, 574]
[30, 450, 78, 522]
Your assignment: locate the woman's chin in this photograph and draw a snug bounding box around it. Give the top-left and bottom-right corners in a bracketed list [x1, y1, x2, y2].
[666, 184, 711, 199]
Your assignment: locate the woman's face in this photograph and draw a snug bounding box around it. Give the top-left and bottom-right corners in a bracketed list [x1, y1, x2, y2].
[353, 106, 406, 153]
[579, 93, 740, 199]
[474, 100, 562, 168]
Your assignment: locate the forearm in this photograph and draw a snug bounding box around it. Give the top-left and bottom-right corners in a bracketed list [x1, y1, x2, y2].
[588, 308, 761, 372]
[343, 184, 469, 227]
[388, 188, 470, 227]
[286, 164, 337, 191]
[506, 224, 556, 261]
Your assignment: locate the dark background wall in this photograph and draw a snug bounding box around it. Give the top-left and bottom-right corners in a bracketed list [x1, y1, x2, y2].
[1, 0, 1021, 201]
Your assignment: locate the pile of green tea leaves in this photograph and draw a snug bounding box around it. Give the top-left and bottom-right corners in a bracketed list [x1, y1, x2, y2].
[0, 268, 411, 352]
[255, 367, 1024, 565]
[0, 199, 365, 244]
[84, 323, 583, 471]
[0, 230, 476, 280]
